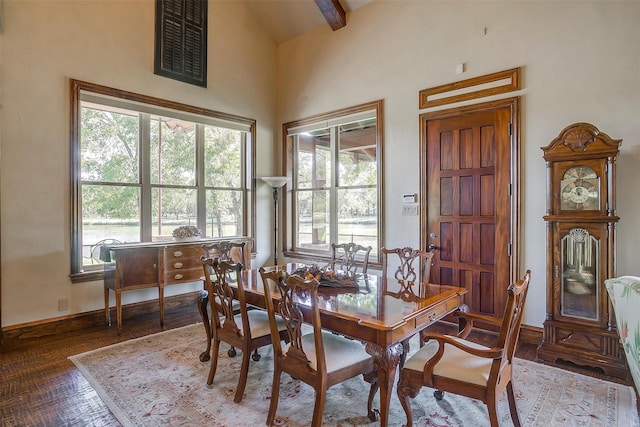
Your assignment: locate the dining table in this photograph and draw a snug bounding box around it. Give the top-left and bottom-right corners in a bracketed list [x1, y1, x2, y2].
[198, 263, 467, 427]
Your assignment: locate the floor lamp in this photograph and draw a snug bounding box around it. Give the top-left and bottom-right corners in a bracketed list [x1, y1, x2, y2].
[261, 176, 288, 266]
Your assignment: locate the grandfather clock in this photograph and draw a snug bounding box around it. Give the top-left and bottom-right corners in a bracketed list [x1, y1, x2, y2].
[537, 122, 626, 379]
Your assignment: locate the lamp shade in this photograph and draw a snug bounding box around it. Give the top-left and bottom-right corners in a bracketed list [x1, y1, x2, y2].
[261, 176, 288, 188]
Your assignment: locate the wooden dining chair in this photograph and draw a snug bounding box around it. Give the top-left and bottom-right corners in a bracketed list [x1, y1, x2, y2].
[202, 241, 248, 266]
[380, 246, 434, 288]
[380, 246, 436, 360]
[203, 257, 287, 403]
[198, 241, 247, 362]
[330, 242, 372, 275]
[397, 270, 531, 427]
[258, 268, 379, 426]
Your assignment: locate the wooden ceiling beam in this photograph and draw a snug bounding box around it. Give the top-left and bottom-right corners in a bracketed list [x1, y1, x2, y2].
[314, 0, 346, 31]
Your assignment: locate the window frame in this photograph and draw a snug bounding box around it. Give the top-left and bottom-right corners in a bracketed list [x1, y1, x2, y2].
[70, 79, 256, 282]
[282, 99, 384, 264]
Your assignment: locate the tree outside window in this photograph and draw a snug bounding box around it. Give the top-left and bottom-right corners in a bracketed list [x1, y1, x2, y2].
[284, 100, 383, 262]
[70, 80, 255, 280]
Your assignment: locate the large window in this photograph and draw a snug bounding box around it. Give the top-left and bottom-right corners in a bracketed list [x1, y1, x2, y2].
[284, 100, 383, 262]
[71, 80, 255, 280]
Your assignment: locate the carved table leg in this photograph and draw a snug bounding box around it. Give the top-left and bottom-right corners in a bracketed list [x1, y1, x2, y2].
[197, 290, 212, 362]
[365, 341, 404, 427]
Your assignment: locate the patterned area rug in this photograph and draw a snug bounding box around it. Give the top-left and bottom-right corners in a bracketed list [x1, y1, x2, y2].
[69, 323, 639, 427]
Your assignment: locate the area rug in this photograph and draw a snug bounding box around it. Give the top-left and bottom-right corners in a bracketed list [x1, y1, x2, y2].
[69, 323, 639, 427]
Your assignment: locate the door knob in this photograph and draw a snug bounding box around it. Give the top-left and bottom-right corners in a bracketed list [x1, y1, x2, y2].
[427, 243, 438, 250]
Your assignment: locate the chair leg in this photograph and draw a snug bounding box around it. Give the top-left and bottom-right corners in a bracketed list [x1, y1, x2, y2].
[266, 367, 281, 426]
[207, 339, 221, 385]
[400, 338, 410, 370]
[396, 374, 420, 427]
[234, 348, 251, 403]
[506, 381, 522, 427]
[311, 386, 327, 427]
[364, 369, 380, 421]
[252, 348, 261, 361]
[197, 290, 212, 362]
[486, 394, 500, 427]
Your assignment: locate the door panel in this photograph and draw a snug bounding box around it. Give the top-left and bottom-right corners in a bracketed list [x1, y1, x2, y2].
[423, 106, 513, 318]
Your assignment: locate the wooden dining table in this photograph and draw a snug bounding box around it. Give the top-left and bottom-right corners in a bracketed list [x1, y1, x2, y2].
[198, 263, 467, 427]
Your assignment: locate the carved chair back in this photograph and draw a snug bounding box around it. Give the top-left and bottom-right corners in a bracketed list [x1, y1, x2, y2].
[330, 242, 372, 275]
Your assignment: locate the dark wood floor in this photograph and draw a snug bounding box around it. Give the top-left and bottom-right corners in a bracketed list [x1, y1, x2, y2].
[0, 304, 635, 427]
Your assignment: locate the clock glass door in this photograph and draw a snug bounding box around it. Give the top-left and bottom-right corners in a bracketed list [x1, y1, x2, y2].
[560, 226, 600, 321]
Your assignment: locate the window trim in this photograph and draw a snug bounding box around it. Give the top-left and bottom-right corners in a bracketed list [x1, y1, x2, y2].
[70, 79, 256, 282]
[282, 99, 384, 264]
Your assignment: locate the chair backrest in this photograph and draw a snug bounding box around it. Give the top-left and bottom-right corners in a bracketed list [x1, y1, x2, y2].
[202, 257, 246, 335]
[494, 270, 531, 367]
[202, 241, 248, 269]
[381, 246, 434, 283]
[330, 242, 372, 275]
[90, 238, 122, 263]
[259, 269, 327, 376]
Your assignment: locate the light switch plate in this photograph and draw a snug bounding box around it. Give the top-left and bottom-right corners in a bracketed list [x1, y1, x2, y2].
[402, 204, 418, 216]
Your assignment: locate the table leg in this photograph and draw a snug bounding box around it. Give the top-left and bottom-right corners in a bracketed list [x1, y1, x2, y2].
[115, 290, 123, 335]
[197, 289, 213, 362]
[104, 287, 111, 326]
[365, 341, 404, 427]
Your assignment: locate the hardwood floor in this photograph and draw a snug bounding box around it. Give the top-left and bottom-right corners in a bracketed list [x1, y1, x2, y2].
[0, 304, 635, 426]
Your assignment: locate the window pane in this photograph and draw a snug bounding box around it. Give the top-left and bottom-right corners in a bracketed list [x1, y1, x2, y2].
[151, 187, 197, 240]
[337, 188, 378, 256]
[296, 189, 330, 251]
[204, 126, 242, 188]
[81, 106, 139, 183]
[338, 122, 377, 187]
[205, 189, 243, 237]
[82, 185, 141, 265]
[150, 117, 196, 186]
[296, 132, 331, 189]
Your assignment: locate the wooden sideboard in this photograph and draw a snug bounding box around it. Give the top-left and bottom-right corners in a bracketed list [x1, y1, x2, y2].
[104, 238, 252, 333]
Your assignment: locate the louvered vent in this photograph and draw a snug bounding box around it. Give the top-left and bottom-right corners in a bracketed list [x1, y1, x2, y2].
[154, 0, 207, 87]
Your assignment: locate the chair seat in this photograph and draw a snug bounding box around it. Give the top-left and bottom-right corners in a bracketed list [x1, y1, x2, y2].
[228, 309, 286, 338]
[404, 336, 492, 386]
[284, 331, 370, 372]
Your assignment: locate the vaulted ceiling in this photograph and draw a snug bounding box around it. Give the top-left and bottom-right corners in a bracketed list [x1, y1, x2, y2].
[244, 0, 373, 44]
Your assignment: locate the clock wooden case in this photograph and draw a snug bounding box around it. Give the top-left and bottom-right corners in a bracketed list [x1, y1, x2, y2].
[537, 122, 626, 379]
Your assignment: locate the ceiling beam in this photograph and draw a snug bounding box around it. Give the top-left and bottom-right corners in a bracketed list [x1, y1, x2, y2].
[314, 0, 346, 31]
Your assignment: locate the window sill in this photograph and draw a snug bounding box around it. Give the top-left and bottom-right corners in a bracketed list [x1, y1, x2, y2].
[70, 269, 105, 284]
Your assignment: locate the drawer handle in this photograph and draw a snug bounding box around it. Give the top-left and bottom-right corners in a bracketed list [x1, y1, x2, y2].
[174, 262, 183, 269]
[174, 274, 184, 280]
[173, 251, 183, 257]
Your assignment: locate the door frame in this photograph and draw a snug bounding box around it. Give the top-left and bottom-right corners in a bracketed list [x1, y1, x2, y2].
[419, 96, 521, 289]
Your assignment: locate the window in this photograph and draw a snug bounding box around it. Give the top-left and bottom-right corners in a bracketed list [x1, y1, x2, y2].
[154, 0, 208, 87]
[71, 80, 255, 281]
[284, 100, 383, 262]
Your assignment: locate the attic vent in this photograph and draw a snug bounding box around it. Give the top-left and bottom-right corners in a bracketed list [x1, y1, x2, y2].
[154, 0, 208, 88]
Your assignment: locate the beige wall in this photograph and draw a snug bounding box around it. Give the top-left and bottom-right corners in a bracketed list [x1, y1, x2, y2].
[1, 0, 639, 330]
[276, 0, 640, 327]
[0, 0, 278, 326]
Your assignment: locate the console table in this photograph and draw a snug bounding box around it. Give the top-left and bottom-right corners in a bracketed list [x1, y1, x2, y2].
[103, 238, 252, 333]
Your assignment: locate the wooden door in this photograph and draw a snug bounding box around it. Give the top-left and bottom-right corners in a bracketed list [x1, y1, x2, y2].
[420, 99, 518, 318]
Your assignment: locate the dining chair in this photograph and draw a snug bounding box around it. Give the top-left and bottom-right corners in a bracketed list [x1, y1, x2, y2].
[397, 270, 531, 427]
[380, 246, 436, 360]
[258, 268, 380, 426]
[380, 246, 434, 288]
[202, 241, 248, 267]
[330, 242, 372, 275]
[198, 241, 247, 362]
[202, 257, 288, 403]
